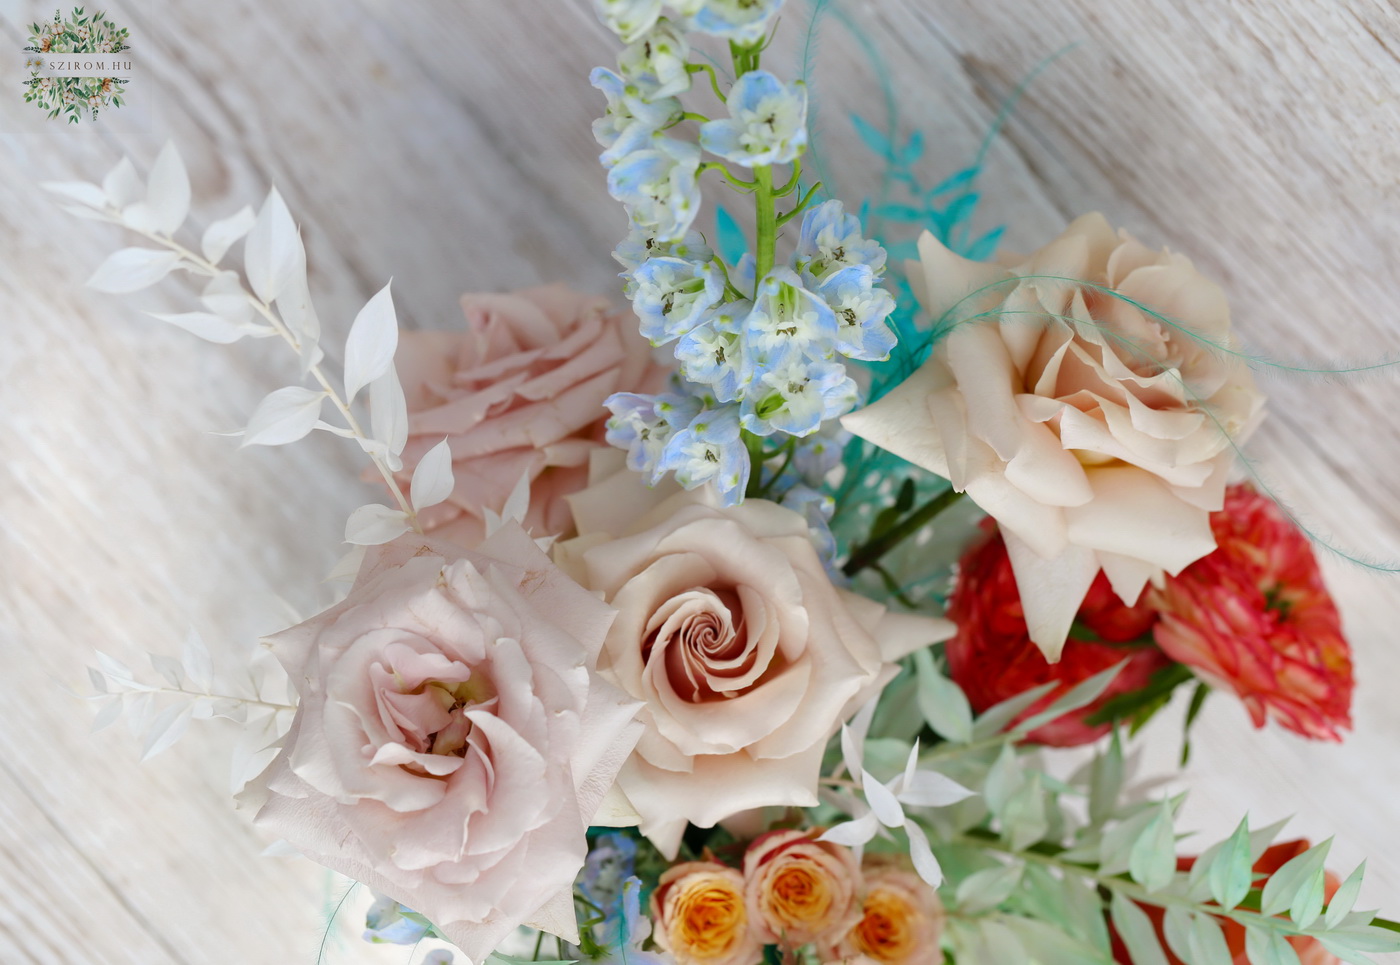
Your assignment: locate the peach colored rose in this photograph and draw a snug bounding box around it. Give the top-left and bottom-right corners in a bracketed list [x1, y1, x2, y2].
[555, 452, 952, 856]
[1150, 484, 1353, 740]
[743, 829, 862, 949]
[826, 858, 945, 965]
[246, 525, 642, 961]
[651, 861, 761, 965]
[392, 284, 663, 546]
[843, 216, 1266, 660]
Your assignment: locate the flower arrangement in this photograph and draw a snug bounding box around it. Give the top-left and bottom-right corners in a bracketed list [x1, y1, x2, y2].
[23, 6, 129, 123]
[47, 1, 1400, 964]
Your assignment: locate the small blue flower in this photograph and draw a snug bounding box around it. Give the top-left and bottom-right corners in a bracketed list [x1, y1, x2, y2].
[593, 0, 664, 42]
[613, 226, 714, 273]
[795, 199, 887, 283]
[630, 256, 725, 344]
[363, 894, 430, 946]
[818, 264, 897, 361]
[608, 136, 703, 241]
[590, 67, 681, 166]
[791, 423, 850, 485]
[681, 0, 785, 45]
[617, 18, 691, 100]
[676, 314, 747, 402]
[742, 267, 838, 375]
[657, 406, 750, 504]
[699, 71, 807, 167]
[740, 357, 857, 437]
[592, 878, 670, 965]
[779, 483, 838, 565]
[606, 391, 690, 482]
[579, 833, 638, 912]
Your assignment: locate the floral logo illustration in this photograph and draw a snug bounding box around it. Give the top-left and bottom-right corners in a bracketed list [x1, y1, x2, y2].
[23, 7, 130, 123]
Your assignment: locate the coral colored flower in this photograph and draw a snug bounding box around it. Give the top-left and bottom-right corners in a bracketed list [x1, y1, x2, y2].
[743, 829, 862, 949]
[843, 215, 1266, 659]
[1111, 840, 1340, 964]
[246, 526, 643, 962]
[391, 284, 664, 547]
[826, 857, 946, 965]
[651, 861, 761, 965]
[1150, 485, 1353, 740]
[946, 524, 1170, 746]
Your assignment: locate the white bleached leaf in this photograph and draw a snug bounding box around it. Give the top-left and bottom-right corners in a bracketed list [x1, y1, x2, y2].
[86, 247, 181, 293]
[91, 696, 125, 733]
[201, 271, 254, 323]
[326, 545, 367, 584]
[369, 365, 408, 458]
[241, 386, 326, 447]
[149, 653, 183, 688]
[148, 311, 268, 344]
[345, 503, 410, 545]
[120, 201, 161, 234]
[276, 272, 322, 371]
[913, 648, 972, 743]
[202, 205, 256, 264]
[899, 769, 977, 808]
[56, 201, 111, 221]
[343, 282, 398, 402]
[147, 141, 190, 236]
[862, 771, 904, 827]
[87, 665, 108, 694]
[102, 157, 143, 208]
[244, 187, 302, 303]
[181, 630, 214, 692]
[840, 698, 879, 781]
[140, 703, 194, 761]
[904, 819, 942, 887]
[41, 179, 106, 207]
[125, 692, 155, 738]
[95, 650, 136, 687]
[1111, 892, 1170, 965]
[411, 438, 455, 512]
[818, 811, 879, 848]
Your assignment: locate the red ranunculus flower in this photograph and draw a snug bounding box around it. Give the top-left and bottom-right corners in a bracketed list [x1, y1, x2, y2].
[946, 524, 1170, 746]
[1111, 839, 1341, 964]
[1150, 485, 1353, 741]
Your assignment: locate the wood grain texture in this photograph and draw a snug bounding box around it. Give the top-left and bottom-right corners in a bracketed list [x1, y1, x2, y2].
[1, 0, 1397, 961]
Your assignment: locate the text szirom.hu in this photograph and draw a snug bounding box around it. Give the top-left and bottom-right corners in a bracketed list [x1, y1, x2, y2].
[34, 54, 136, 77]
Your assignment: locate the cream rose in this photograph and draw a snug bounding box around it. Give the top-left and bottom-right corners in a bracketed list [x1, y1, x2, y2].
[391, 284, 664, 546]
[743, 829, 862, 949]
[246, 525, 642, 961]
[651, 861, 760, 965]
[843, 216, 1265, 659]
[555, 452, 951, 856]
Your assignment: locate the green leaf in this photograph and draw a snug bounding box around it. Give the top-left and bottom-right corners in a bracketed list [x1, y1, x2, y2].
[1207, 817, 1253, 911]
[1018, 661, 1129, 734]
[1187, 912, 1233, 965]
[983, 743, 1023, 820]
[1088, 729, 1124, 828]
[972, 681, 1058, 739]
[1162, 906, 1195, 964]
[1244, 925, 1303, 965]
[1181, 682, 1210, 765]
[1326, 862, 1367, 928]
[1003, 917, 1116, 965]
[913, 648, 973, 744]
[954, 862, 1022, 914]
[850, 112, 893, 161]
[1129, 801, 1177, 893]
[1260, 838, 1332, 922]
[1249, 817, 1293, 864]
[1083, 662, 1193, 727]
[1002, 772, 1049, 851]
[1110, 891, 1170, 965]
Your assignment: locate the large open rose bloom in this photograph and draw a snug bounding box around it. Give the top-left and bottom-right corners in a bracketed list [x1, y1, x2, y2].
[1111, 839, 1340, 964]
[245, 525, 643, 960]
[392, 284, 663, 545]
[1151, 484, 1353, 740]
[555, 452, 952, 856]
[843, 215, 1266, 659]
[947, 522, 1169, 746]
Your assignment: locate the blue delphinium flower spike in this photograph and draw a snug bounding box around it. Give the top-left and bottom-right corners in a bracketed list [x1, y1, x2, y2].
[591, 67, 681, 166]
[608, 136, 703, 241]
[818, 264, 897, 360]
[617, 18, 691, 100]
[579, 833, 638, 913]
[676, 307, 749, 402]
[680, 0, 785, 45]
[740, 357, 857, 437]
[593, 877, 670, 965]
[779, 483, 839, 567]
[795, 199, 888, 283]
[742, 267, 838, 374]
[657, 406, 750, 503]
[606, 391, 699, 482]
[700, 71, 808, 167]
[594, 0, 664, 43]
[363, 894, 431, 945]
[630, 256, 725, 344]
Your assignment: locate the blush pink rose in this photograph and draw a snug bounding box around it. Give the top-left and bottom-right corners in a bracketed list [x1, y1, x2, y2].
[843, 216, 1266, 660]
[743, 829, 862, 949]
[825, 857, 946, 965]
[246, 524, 642, 961]
[651, 861, 761, 965]
[554, 452, 952, 857]
[392, 284, 664, 546]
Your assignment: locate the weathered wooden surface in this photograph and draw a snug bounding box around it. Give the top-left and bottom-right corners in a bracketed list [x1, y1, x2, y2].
[1, 0, 1398, 960]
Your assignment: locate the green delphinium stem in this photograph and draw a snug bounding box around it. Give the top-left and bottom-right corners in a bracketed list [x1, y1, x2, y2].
[753, 164, 777, 286]
[744, 430, 768, 499]
[842, 487, 966, 578]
